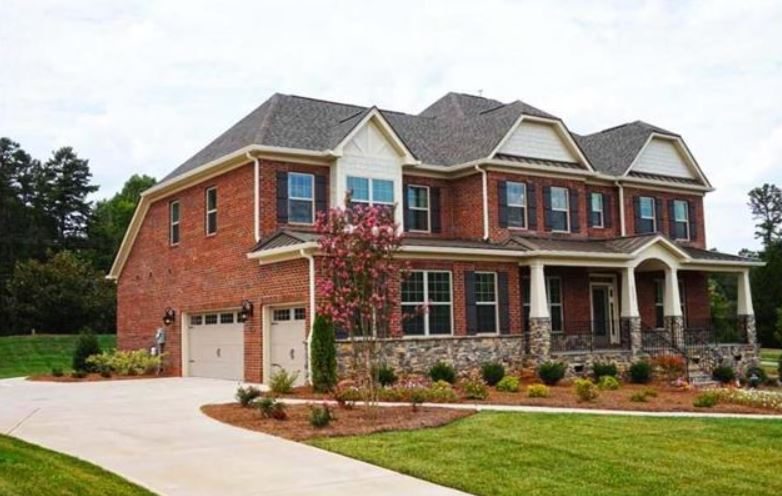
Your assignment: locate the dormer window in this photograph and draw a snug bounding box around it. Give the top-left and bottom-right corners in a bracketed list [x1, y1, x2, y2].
[672, 200, 690, 240]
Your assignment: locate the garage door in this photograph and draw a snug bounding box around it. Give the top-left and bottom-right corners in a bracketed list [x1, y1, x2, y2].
[269, 307, 306, 387]
[188, 311, 244, 381]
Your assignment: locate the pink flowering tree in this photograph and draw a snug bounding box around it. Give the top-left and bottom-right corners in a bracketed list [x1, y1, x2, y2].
[315, 199, 405, 402]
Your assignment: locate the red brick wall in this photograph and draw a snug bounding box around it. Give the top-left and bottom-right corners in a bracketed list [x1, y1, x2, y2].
[259, 159, 330, 238]
[635, 270, 710, 328]
[623, 187, 706, 248]
[450, 173, 484, 239]
[402, 175, 455, 239]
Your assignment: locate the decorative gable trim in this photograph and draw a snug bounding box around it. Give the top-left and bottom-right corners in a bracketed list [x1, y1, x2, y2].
[331, 108, 417, 165]
[625, 133, 712, 188]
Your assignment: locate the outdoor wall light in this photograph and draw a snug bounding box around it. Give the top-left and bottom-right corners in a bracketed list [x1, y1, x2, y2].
[238, 300, 254, 323]
[162, 307, 176, 326]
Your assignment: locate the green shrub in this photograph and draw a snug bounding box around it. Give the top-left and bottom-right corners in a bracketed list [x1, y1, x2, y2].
[334, 386, 362, 409]
[629, 361, 653, 384]
[70, 370, 86, 379]
[427, 380, 458, 402]
[51, 367, 64, 377]
[410, 388, 428, 412]
[269, 368, 299, 394]
[694, 391, 719, 408]
[309, 404, 333, 428]
[429, 361, 456, 384]
[744, 366, 768, 388]
[462, 372, 488, 400]
[527, 384, 550, 398]
[537, 361, 567, 385]
[235, 385, 262, 407]
[642, 387, 658, 398]
[72, 331, 101, 373]
[496, 376, 520, 393]
[597, 375, 620, 391]
[712, 365, 736, 384]
[574, 378, 599, 402]
[86, 349, 162, 376]
[257, 396, 287, 420]
[481, 362, 505, 386]
[376, 364, 398, 387]
[592, 362, 618, 380]
[630, 391, 649, 402]
[310, 315, 337, 393]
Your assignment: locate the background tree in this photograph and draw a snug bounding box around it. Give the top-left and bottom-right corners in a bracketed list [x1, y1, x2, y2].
[748, 184, 782, 245]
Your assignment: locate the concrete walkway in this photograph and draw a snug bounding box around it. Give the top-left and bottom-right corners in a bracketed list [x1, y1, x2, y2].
[0, 377, 467, 496]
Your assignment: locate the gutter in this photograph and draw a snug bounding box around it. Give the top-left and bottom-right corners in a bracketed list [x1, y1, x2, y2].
[614, 180, 626, 236]
[475, 165, 490, 240]
[300, 249, 316, 386]
[246, 152, 261, 242]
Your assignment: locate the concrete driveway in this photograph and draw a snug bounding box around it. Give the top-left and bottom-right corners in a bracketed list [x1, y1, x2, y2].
[0, 377, 467, 496]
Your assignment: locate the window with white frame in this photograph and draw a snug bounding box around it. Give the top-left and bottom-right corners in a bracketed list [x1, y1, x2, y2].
[547, 276, 563, 332]
[590, 192, 604, 228]
[475, 272, 498, 333]
[205, 187, 217, 235]
[169, 200, 180, 245]
[639, 196, 656, 233]
[347, 176, 394, 207]
[550, 187, 570, 232]
[507, 181, 527, 229]
[407, 185, 430, 231]
[288, 173, 314, 224]
[401, 271, 452, 336]
[673, 200, 690, 240]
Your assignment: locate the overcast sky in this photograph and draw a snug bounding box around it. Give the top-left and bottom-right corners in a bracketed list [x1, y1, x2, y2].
[1, 0, 781, 253]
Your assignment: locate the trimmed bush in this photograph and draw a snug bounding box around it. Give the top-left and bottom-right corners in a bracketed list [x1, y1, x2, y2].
[462, 372, 488, 400]
[592, 362, 618, 380]
[429, 361, 457, 384]
[481, 362, 505, 386]
[86, 349, 163, 376]
[235, 385, 262, 407]
[72, 331, 101, 373]
[712, 365, 736, 384]
[527, 384, 550, 398]
[630, 391, 649, 402]
[257, 396, 287, 420]
[309, 404, 333, 428]
[410, 388, 427, 412]
[269, 368, 299, 394]
[629, 361, 653, 384]
[427, 380, 459, 402]
[376, 364, 398, 387]
[537, 361, 567, 386]
[743, 366, 768, 388]
[597, 375, 620, 391]
[574, 378, 599, 402]
[310, 315, 338, 393]
[496, 376, 520, 393]
[694, 391, 719, 408]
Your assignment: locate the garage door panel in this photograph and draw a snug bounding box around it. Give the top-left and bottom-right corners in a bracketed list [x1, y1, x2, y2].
[188, 314, 244, 381]
[270, 307, 307, 387]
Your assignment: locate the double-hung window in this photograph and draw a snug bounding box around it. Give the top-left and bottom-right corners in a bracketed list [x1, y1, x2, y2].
[288, 173, 314, 224]
[547, 276, 563, 332]
[169, 200, 181, 245]
[550, 187, 570, 232]
[673, 200, 690, 240]
[475, 272, 498, 333]
[507, 181, 527, 229]
[348, 176, 394, 208]
[407, 185, 430, 231]
[205, 187, 217, 235]
[639, 196, 656, 233]
[401, 271, 452, 336]
[590, 192, 604, 228]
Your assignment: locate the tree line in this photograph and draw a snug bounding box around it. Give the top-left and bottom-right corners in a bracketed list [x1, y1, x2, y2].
[0, 137, 154, 335]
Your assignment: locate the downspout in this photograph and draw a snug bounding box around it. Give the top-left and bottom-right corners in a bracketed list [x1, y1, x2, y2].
[614, 180, 626, 237]
[246, 152, 261, 242]
[475, 165, 489, 240]
[300, 249, 316, 385]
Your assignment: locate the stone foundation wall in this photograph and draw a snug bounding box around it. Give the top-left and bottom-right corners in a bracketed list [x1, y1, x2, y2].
[551, 351, 634, 377]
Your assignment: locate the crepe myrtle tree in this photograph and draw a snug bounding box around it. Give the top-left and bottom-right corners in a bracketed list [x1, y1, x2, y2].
[315, 198, 408, 403]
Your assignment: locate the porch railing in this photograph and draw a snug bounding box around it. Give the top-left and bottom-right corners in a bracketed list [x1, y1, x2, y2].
[550, 321, 630, 353]
[684, 318, 749, 346]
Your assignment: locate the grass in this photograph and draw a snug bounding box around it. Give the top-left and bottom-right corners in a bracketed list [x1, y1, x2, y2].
[0, 334, 116, 379]
[761, 348, 781, 363]
[311, 412, 782, 496]
[0, 434, 154, 495]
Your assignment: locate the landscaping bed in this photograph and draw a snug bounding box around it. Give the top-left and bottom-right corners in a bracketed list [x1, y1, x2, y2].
[201, 402, 473, 441]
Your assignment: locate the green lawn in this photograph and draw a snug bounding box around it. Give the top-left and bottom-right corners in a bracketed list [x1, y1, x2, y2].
[312, 412, 782, 496]
[761, 348, 781, 363]
[0, 434, 154, 496]
[0, 334, 116, 379]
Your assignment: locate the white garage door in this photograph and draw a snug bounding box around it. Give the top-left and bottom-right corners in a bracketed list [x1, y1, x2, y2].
[188, 311, 244, 381]
[269, 307, 307, 387]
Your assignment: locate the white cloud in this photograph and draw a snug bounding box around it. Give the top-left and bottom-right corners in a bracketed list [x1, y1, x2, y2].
[1, 0, 781, 253]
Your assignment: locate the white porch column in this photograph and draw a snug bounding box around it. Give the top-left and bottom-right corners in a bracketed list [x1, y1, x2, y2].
[620, 266, 640, 318]
[737, 270, 754, 316]
[529, 261, 549, 319]
[663, 267, 682, 317]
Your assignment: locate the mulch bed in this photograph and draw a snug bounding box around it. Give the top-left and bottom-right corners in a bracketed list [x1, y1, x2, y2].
[201, 402, 474, 441]
[27, 373, 170, 383]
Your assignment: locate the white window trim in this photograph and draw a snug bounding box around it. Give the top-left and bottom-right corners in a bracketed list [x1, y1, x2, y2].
[205, 187, 217, 236]
[546, 276, 564, 333]
[348, 176, 395, 206]
[507, 181, 528, 230]
[401, 270, 453, 336]
[654, 279, 664, 329]
[475, 271, 499, 335]
[591, 192, 605, 229]
[550, 186, 570, 233]
[169, 200, 180, 246]
[673, 200, 690, 241]
[640, 196, 657, 232]
[407, 185, 431, 233]
[288, 172, 315, 225]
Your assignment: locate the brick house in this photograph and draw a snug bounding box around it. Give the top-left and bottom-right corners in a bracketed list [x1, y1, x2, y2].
[109, 92, 761, 384]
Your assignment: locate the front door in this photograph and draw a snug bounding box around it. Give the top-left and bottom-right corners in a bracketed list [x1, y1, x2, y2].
[591, 283, 619, 346]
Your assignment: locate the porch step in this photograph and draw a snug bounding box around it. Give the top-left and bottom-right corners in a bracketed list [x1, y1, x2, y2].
[688, 368, 718, 388]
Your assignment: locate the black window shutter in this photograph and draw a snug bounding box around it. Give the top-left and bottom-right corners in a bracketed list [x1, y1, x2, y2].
[276, 171, 288, 223]
[527, 183, 537, 230]
[604, 194, 613, 228]
[587, 191, 595, 227]
[403, 184, 412, 232]
[688, 201, 697, 241]
[465, 271, 477, 335]
[315, 175, 327, 216]
[655, 198, 663, 233]
[543, 186, 552, 232]
[498, 181, 508, 228]
[668, 199, 676, 238]
[569, 189, 580, 233]
[498, 272, 510, 335]
[430, 187, 442, 233]
[633, 196, 642, 233]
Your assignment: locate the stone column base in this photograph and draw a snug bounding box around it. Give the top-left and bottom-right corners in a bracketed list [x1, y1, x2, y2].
[664, 316, 685, 349]
[528, 317, 552, 364]
[738, 314, 757, 349]
[622, 317, 642, 357]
